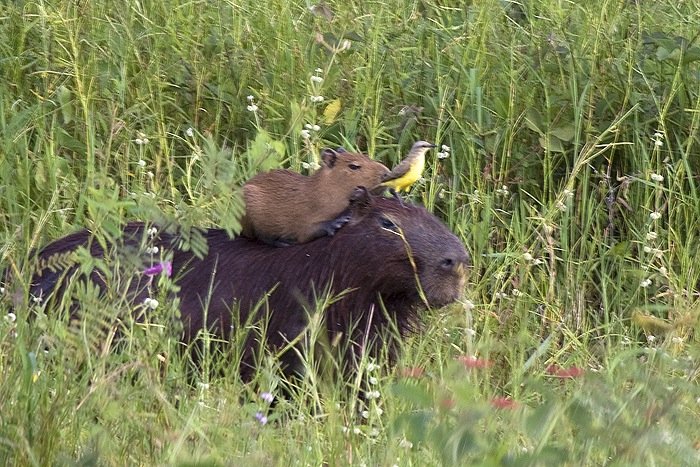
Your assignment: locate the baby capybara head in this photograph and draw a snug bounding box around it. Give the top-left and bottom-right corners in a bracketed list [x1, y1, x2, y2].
[318, 148, 390, 193]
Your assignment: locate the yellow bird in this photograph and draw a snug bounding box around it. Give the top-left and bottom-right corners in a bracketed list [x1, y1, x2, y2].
[378, 141, 436, 196]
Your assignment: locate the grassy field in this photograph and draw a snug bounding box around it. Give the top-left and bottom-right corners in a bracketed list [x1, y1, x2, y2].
[2, 0, 700, 464]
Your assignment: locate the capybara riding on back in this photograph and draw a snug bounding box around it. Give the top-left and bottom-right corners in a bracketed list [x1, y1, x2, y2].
[240, 148, 390, 245]
[25, 189, 470, 380]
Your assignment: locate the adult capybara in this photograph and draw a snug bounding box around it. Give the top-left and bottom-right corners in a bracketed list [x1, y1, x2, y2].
[240, 148, 390, 246]
[26, 189, 469, 379]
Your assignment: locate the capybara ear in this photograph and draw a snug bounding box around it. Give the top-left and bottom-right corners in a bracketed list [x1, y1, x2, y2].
[348, 186, 373, 215]
[321, 148, 339, 168]
[335, 146, 347, 153]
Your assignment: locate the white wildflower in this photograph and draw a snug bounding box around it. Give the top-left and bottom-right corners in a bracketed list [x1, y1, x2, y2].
[556, 200, 567, 211]
[523, 252, 533, 262]
[315, 68, 323, 74]
[365, 390, 381, 399]
[310, 75, 323, 84]
[399, 438, 413, 449]
[643, 246, 652, 253]
[353, 427, 361, 435]
[512, 288, 522, 297]
[671, 336, 684, 344]
[649, 211, 662, 220]
[247, 103, 258, 112]
[466, 328, 477, 337]
[146, 246, 159, 254]
[310, 95, 324, 103]
[647, 334, 656, 343]
[650, 173, 664, 183]
[143, 297, 159, 309]
[659, 266, 667, 276]
[368, 376, 378, 385]
[185, 127, 194, 137]
[300, 129, 311, 140]
[563, 189, 574, 199]
[361, 410, 370, 419]
[311, 124, 320, 132]
[366, 362, 380, 372]
[640, 278, 652, 288]
[137, 159, 146, 168]
[5, 312, 16, 323]
[646, 231, 658, 241]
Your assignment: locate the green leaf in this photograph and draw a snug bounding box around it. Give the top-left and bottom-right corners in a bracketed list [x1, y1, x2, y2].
[539, 135, 565, 152]
[550, 125, 576, 142]
[391, 381, 433, 407]
[524, 109, 544, 135]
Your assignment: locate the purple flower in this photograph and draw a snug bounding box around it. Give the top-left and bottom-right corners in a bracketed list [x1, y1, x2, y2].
[255, 411, 268, 425]
[260, 392, 274, 404]
[143, 261, 172, 277]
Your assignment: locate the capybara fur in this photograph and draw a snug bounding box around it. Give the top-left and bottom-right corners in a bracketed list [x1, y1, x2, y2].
[26, 189, 469, 379]
[240, 148, 390, 245]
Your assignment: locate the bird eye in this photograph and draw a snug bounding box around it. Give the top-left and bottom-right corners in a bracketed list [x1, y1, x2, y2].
[380, 217, 397, 230]
[348, 163, 361, 170]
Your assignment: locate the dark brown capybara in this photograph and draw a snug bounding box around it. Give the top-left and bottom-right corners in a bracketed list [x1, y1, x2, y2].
[240, 148, 390, 246]
[25, 188, 469, 379]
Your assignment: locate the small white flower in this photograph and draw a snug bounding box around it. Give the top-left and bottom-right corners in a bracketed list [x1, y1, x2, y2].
[649, 211, 662, 220]
[365, 390, 380, 399]
[361, 410, 370, 419]
[653, 131, 663, 139]
[185, 127, 194, 137]
[310, 75, 323, 83]
[646, 231, 658, 241]
[437, 151, 449, 159]
[143, 297, 159, 309]
[247, 95, 254, 101]
[466, 328, 477, 337]
[650, 173, 664, 182]
[137, 159, 146, 168]
[647, 334, 656, 343]
[247, 104, 259, 112]
[0, 286, 5, 294]
[311, 124, 320, 132]
[304, 123, 313, 129]
[368, 376, 378, 385]
[512, 289, 522, 297]
[563, 189, 574, 199]
[366, 362, 380, 372]
[640, 278, 652, 288]
[353, 427, 361, 435]
[146, 171, 154, 179]
[532, 258, 544, 265]
[523, 252, 533, 262]
[5, 312, 16, 323]
[659, 266, 668, 276]
[310, 95, 324, 103]
[652, 248, 663, 258]
[147, 227, 158, 238]
[315, 68, 323, 74]
[300, 129, 311, 140]
[146, 246, 159, 254]
[369, 428, 380, 437]
[671, 336, 684, 344]
[197, 382, 210, 390]
[654, 139, 663, 147]
[31, 295, 43, 304]
[643, 245, 652, 253]
[556, 201, 567, 211]
[399, 438, 413, 449]
[375, 407, 383, 416]
[341, 426, 349, 434]
[441, 144, 451, 152]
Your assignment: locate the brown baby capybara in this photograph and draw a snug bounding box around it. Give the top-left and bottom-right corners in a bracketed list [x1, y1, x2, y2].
[25, 189, 469, 379]
[240, 148, 390, 245]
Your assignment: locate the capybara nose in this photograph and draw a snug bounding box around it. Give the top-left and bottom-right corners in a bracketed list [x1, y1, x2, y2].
[439, 251, 470, 272]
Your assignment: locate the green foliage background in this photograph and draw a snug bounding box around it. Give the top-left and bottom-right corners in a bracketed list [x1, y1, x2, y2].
[1, 0, 699, 465]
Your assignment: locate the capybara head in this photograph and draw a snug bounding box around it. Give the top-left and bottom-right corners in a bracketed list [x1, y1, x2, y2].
[333, 187, 469, 311]
[317, 148, 390, 194]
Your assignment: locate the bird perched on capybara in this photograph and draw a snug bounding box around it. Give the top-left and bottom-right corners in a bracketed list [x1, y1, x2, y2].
[26, 189, 469, 379]
[377, 140, 436, 196]
[240, 148, 390, 246]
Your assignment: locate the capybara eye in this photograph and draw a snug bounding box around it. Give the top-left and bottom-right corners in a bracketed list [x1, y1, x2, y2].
[380, 217, 397, 230]
[348, 163, 361, 170]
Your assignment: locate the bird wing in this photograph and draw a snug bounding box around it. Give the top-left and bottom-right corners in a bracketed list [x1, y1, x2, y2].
[382, 157, 413, 182]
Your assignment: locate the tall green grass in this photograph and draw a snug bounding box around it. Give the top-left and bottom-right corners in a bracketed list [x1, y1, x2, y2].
[1, 0, 699, 464]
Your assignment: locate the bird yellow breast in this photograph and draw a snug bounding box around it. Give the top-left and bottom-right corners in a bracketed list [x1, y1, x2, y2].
[391, 156, 425, 192]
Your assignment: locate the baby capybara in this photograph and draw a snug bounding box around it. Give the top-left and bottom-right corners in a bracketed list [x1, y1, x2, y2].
[26, 189, 469, 379]
[240, 148, 390, 245]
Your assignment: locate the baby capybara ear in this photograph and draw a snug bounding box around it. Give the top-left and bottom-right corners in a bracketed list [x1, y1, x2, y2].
[321, 148, 339, 168]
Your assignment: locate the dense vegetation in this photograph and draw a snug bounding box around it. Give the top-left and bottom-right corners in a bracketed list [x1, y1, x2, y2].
[1, 0, 699, 464]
